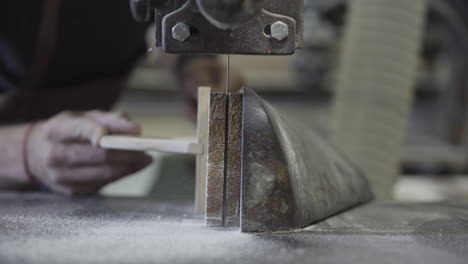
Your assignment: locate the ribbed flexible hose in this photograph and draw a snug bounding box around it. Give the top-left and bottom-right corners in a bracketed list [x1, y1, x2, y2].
[330, 0, 428, 199]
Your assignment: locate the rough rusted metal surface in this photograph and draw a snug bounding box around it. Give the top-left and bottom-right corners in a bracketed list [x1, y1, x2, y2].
[205, 93, 227, 227]
[241, 88, 373, 232]
[224, 94, 243, 227]
[241, 89, 297, 232]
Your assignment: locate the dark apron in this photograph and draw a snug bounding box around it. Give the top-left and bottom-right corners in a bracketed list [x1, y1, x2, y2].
[0, 0, 132, 124]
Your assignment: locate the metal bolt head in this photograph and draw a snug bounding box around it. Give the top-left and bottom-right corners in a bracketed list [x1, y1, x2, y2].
[270, 21, 289, 41]
[172, 23, 191, 42]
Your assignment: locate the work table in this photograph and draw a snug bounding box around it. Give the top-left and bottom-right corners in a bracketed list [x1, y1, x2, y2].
[0, 192, 467, 264]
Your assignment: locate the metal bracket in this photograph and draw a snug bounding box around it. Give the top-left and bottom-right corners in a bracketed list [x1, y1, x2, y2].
[161, 0, 297, 54]
[137, 0, 303, 55]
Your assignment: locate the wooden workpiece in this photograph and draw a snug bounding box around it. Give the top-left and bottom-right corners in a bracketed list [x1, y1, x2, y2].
[195, 87, 211, 213]
[205, 93, 227, 227]
[224, 94, 242, 227]
[203, 90, 243, 228]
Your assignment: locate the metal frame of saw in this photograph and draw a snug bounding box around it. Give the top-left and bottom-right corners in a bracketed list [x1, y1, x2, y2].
[148, 0, 304, 55]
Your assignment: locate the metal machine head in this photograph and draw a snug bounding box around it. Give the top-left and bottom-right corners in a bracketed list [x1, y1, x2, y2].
[130, 0, 304, 55]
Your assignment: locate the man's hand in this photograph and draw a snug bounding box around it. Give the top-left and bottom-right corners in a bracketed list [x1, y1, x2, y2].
[26, 111, 152, 195]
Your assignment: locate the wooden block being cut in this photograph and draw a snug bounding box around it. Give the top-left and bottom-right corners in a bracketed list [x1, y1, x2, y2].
[195, 87, 211, 213]
[224, 93, 243, 227]
[205, 93, 227, 227]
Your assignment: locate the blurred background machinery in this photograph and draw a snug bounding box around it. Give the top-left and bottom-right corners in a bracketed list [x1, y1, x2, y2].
[329, 0, 427, 199]
[295, 0, 468, 174]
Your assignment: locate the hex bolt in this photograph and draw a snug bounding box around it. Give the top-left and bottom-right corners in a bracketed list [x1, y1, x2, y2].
[172, 23, 191, 42]
[270, 21, 289, 41]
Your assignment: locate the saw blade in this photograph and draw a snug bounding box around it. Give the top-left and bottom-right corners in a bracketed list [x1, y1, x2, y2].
[226, 54, 230, 94]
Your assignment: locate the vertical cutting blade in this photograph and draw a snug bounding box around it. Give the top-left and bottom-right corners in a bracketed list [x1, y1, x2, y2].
[226, 54, 230, 94]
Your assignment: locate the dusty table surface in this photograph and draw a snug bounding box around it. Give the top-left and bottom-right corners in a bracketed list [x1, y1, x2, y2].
[0, 192, 467, 264]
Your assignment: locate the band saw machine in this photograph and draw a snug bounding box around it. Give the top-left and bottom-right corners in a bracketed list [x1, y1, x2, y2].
[2, 1, 468, 263]
[99, 0, 373, 233]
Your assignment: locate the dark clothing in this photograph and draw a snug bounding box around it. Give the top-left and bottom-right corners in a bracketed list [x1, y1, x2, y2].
[0, 2, 42, 93]
[0, 0, 146, 122]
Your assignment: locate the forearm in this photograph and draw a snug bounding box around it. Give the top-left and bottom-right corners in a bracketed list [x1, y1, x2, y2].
[0, 124, 37, 190]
